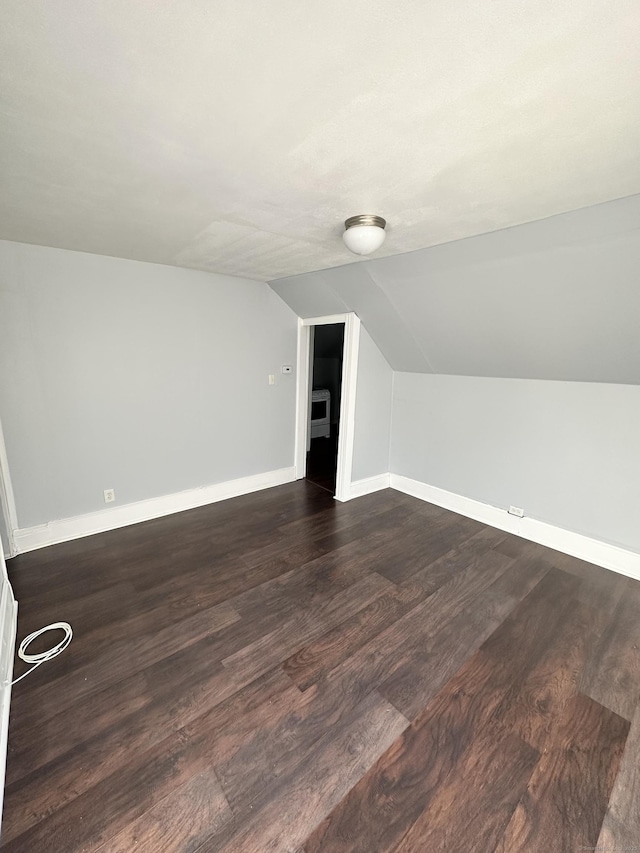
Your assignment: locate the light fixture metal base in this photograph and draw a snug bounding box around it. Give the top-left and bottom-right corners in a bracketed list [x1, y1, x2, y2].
[344, 214, 386, 230]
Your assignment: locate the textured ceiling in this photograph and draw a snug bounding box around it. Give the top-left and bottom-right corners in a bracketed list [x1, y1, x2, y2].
[1, 1, 640, 281]
[270, 195, 640, 384]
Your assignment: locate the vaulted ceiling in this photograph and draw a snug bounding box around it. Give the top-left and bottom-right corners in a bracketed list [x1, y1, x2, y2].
[270, 195, 640, 384]
[1, 1, 640, 281]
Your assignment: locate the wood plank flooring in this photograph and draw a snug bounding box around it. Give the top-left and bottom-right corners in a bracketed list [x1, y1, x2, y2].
[2, 481, 639, 851]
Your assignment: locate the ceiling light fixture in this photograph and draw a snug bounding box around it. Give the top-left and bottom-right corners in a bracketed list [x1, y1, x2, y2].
[342, 214, 387, 256]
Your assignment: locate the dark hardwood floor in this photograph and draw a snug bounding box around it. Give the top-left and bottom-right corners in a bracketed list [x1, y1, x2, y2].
[2, 481, 639, 851]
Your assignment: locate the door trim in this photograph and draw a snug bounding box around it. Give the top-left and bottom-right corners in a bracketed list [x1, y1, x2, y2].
[0, 418, 18, 558]
[294, 313, 361, 502]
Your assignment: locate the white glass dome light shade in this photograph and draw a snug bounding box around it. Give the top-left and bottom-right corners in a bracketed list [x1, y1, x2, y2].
[342, 215, 387, 255]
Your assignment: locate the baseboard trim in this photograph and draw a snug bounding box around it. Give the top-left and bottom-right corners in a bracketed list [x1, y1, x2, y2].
[13, 467, 639, 580]
[339, 473, 390, 502]
[390, 473, 640, 582]
[13, 467, 297, 554]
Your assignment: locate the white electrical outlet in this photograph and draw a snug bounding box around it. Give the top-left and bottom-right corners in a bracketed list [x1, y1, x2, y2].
[104, 488, 115, 504]
[281, 365, 293, 374]
[508, 505, 524, 518]
[268, 374, 276, 385]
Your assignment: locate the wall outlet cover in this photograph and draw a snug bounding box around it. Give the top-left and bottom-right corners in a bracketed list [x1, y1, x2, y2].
[508, 505, 524, 517]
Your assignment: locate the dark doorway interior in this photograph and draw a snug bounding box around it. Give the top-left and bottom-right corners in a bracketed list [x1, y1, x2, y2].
[306, 323, 344, 495]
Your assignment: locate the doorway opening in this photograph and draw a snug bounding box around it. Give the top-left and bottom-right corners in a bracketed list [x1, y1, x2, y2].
[294, 313, 361, 503]
[306, 323, 344, 494]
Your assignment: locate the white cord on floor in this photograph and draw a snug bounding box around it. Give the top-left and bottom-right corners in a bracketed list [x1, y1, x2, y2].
[12, 622, 73, 685]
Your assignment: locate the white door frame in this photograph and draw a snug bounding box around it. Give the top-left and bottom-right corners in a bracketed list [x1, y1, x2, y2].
[294, 312, 361, 503]
[0, 418, 18, 558]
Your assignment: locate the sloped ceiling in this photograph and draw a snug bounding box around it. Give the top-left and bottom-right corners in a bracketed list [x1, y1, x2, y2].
[270, 195, 640, 384]
[1, 1, 640, 281]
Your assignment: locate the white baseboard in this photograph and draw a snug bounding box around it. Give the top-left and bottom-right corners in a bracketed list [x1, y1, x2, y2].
[13, 466, 640, 583]
[13, 467, 297, 554]
[390, 473, 640, 582]
[338, 473, 390, 502]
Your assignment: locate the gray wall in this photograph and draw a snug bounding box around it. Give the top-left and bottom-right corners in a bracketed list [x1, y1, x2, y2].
[352, 329, 393, 482]
[270, 194, 640, 384]
[391, 373, 640, 552]
[0, 240, 298, 528]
